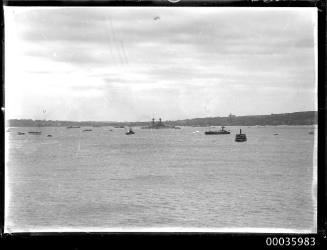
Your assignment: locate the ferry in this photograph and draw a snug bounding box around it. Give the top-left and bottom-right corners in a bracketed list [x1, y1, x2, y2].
[205, 126, 231, 135]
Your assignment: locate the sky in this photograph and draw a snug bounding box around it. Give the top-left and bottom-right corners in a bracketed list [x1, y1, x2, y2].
[4, 7, 317, 122]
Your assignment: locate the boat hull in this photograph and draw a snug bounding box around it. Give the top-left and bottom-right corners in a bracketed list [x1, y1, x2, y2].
[235, 135, 247, 142]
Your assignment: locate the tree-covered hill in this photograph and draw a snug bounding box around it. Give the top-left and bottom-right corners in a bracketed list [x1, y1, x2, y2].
[6, 111, 317, 127]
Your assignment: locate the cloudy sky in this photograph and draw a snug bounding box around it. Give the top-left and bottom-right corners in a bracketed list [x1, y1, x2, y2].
[5, 7, 317, 122]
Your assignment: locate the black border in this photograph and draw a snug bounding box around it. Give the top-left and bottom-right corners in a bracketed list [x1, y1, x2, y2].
[2, 0, 327, 7]
[1, 0, 326, 248]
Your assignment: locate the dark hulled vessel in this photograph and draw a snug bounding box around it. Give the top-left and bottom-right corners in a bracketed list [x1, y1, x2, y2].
[205, 126, 231, 135]
[126, 127, 135, 135]
[235, 129, 247, 142]
[141, 118, 180, 129]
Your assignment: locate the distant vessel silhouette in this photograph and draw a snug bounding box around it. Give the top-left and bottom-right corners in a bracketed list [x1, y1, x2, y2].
[28, 131, 42, 135]
[67, 126, 80, 129]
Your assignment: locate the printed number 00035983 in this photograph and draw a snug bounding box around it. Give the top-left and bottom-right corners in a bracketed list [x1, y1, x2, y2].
[266, 237, 315, 246]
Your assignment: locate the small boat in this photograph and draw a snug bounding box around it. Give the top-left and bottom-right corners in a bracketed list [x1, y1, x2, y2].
[205, 126, 231, 135]
[82, 129, 92, 132]
[235, 129, 247, 142]
[47, 135, 52, 137]
[17, 132, 25, 135]
[308, 131, 314, 135]
[114, 126, 125, 128]
[28, 131, 42, 135]
[126, 128, 135, 135]
[67, 126, 80, 129]
[274, 133, 279, 136]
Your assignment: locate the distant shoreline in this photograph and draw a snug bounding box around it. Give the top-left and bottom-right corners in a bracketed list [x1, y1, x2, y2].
[6, 111, 317, 127]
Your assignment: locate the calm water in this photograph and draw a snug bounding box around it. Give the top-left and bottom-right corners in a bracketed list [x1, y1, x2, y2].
[5, 126, 317, 232]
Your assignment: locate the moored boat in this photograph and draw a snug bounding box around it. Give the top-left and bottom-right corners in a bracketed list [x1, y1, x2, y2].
[126, 127, 135, 135]
[28, 131, 42, 135]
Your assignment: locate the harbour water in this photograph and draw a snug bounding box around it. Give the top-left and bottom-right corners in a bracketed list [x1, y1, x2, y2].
[5, 125, 317, 232]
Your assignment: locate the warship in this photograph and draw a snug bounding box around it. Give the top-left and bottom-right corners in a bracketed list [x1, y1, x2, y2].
[141, 118, 181, 129]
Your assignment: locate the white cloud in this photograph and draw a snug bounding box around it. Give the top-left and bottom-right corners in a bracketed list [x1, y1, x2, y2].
[5, 7, 317, 121]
